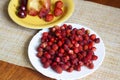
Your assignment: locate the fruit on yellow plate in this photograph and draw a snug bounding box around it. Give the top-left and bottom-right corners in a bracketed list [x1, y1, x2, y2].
[8, 0, 74, 29]
[27, 0, 51, 17]
[27, 0, 42, 16]
[41, 0, 51, 10]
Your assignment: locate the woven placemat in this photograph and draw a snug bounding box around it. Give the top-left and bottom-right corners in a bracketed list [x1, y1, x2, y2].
[0, 0, 120, 80]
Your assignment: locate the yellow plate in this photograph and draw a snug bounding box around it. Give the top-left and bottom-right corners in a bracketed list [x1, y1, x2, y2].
[8, 0, 74, 29]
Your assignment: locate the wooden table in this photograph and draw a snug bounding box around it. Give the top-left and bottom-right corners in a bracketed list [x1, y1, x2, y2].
[87, 0, 120, 8]
[0, 0, 120, 80]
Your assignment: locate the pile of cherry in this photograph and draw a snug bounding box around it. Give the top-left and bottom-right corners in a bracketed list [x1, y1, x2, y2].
[37, 24, 100, 74]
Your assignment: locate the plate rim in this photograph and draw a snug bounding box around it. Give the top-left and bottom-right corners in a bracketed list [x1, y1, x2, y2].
[28, 23, 105, 80]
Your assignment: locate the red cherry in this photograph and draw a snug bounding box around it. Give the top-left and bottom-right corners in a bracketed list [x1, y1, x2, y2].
[45, 14, 54, 22]
[88, 63, 94, 69]
[44, 52, 51, 59]
[94, 38, 100, 43]
[90, 34, 96, 40]
[36, 51, 43, 58]
[67, 67, 74, 72]
[54, 7, 63, 17]
[52, 65, 63, 74]
[61, 64, 69, 70]
[43, 61, 50, 68]
[55, 1, 64, 8]
[55, 57, 61, 62]
[52, 44, 58, 51]
[92, 55, 98, 60]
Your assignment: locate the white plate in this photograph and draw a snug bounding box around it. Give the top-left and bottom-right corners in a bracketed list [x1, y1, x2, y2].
[28, 23, 105, 80]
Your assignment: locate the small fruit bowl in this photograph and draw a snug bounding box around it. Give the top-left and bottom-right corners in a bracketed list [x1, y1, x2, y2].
[8, 0, 74, 29]
[28, 23, 105, 80]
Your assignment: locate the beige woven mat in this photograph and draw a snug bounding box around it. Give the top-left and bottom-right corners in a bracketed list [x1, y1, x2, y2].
[0, 0, 120, 80]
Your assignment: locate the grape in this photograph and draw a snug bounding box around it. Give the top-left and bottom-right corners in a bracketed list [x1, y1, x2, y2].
[17, 0, 28, 18]
[20, 0, 28, 6]
[18, 5, 26, 11]
[17, 10, 27, 18]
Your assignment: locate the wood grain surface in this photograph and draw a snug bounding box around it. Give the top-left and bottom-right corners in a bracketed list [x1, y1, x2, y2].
[0, 0, 120, 80]
[0, 61, 53, 80]
[87, 0, 120, 8]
